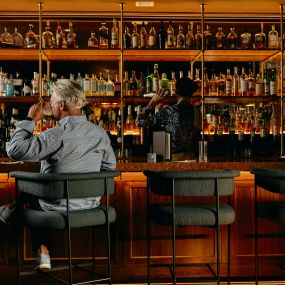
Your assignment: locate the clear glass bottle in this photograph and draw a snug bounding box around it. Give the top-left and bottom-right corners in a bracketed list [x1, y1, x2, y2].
[176, 24, 185, 49]
[204, 72, 210, 96]
[158, 20, 166, 49]
[14, 72, 23, 96]
[255, 73, 264, 96]
[123, 71, 130, 96]
[24, 24, 38, 49]
[227, 27, 237, 49]
[83, 74, 91, 96]
[247, 70, 255, 96]
[152, 63, 160, 93]
[12, 27, 23, 48]
[55, 20, 63, 48]
[268, 24, 279, 49]
[129, 70, 138, 96]
[5, 75, 14, 97]
[195, 25, 202, 50]
[125, 105, 135, 133]
[139, 22, 148, 49]
[148, 22, 156, 49]
[22, 79, 31, 96]
[170, 71, 176, 96]
[76, 72, 83, 89]
[209, 74, 218, 96]
[204, 24, 214, 50]
[194, 68, 201, 96]
[185, 22, 194, 49]
[239, 67, 248, 96]
[215, 27, 226, 49]
[105, 74, 115, 96]
[218, 73, 226, 96]
[263, 68, 270, 96]
[225, 69, 232, 96]
[31, 72, 39, 96]
[42, 24, 54, 49]
[123, 25, 132, 49]
[88, 32, 98, 48]
[254, 22, 266, 49]
[159, 73, 169, 90]
[97, 72, 106, 96]
[232, 66, 239, 96]
[111, 18, 119, 49]
[0, 27, 13, 48]
[240, 27, 252, 49]
[99, 22, 109, 49]
[90, 73, 98, 95]
[41, 74, 49, 97]
[166, 20, 175, 49]
[131, 23, 139, 49]
[66, 21, 76, 48]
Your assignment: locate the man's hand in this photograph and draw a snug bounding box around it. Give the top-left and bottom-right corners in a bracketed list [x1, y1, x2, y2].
[27, 103, 44, 122]
[148, 89, 169, 108]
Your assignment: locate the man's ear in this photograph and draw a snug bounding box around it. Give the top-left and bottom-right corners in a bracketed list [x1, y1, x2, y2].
[60, 101, 68, 111]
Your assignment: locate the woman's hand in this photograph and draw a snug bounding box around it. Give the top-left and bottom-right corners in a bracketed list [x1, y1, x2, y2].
[148, 89, 169, 108]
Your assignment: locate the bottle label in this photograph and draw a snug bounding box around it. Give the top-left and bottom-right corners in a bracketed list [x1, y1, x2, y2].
[152, 78, 159, 92]
[83, 81, 90, 92]
[240, 78, 248, 92]
[111, 32, 118, 45]
[148, 36, 156, 47]
[132, 37, 138, 48]
[225, 81, 232, 95]
[270, 81, 277, 95]
[255, 82, 264, 96]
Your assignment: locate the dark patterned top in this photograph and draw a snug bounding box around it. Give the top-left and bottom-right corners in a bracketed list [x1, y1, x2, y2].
[136, 102, 200, 153]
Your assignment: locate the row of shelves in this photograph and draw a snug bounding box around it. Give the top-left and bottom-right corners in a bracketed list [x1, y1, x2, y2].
[0, 49, 281, 62]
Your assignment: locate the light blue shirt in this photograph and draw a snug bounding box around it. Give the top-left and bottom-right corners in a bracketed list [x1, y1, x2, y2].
[7, 116, 116, 211]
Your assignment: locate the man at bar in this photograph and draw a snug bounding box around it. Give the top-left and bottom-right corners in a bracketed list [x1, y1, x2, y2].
[136, 76, 201, 161]
[0, 79, 116, 270]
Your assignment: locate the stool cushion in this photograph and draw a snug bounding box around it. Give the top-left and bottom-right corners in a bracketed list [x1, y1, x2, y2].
[150, 202, 235, 226]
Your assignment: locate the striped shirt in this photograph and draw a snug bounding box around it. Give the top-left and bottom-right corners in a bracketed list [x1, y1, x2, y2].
[7, 115, 116, 211]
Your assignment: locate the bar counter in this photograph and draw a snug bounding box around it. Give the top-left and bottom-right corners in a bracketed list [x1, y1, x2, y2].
[1, 159, 285, 282]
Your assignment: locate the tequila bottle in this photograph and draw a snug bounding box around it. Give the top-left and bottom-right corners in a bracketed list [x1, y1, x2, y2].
[66, 21, 76, 48]
[111, 18, 119, 49]
[105, 74, 115, 96]
[12, 27, 23, 48]
[176, 24, 185, 49]
[97, 72, 106, 96]
[131, 23, 139, 49]
[0, 27, 13, 48]
[42, 24, 54, 49]
[227, 28, 237, 49]
[166, 20, 175, 49]
[254, 22, 266, 49]
[99, 22, 109, 49]
[240, 27, 252, 49]
[24, 24, 38, 49]
[139, 22, 148, 49]
[204, 25, 214, 50]
[215, 27, 226, 49]
[148, 22, 156, 49]
[88, 32, 98, 48]
[158, 20, 166, 49]
[55, 21, 63, 48]
[123, 26, 132, 49]
[268, 24, 278, 49]
[195, 25, 202, 50]
[185, 22, 194, 49]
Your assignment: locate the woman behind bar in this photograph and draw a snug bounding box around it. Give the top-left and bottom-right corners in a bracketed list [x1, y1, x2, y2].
[136, 76, 201, 161]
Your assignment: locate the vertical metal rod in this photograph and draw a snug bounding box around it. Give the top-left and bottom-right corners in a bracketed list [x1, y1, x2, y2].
[254, 179, 259, 285]
[215, 178, 220, 285]
[201, 3, 205, 142]
[280, 3, 284, 157]
[146, 177, 151, 285]
[172, 178, 176, 285]
[38, 2, 43, 99]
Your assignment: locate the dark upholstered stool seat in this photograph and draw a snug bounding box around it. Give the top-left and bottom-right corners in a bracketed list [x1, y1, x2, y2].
[19, 206, 116, 229]
[150, 202, 235, 226]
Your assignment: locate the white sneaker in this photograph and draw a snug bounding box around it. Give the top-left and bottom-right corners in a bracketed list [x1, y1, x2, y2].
[34, 252, 51, 271]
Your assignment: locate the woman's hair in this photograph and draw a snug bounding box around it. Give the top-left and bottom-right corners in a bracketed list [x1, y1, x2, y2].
[176, 76, 199, 97]
[50, 79, 87, 109]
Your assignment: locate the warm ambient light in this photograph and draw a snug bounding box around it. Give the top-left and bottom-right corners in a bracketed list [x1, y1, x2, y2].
[136, 1, 155, 7]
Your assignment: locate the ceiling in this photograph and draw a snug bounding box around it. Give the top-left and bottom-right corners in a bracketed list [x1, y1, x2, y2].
[0, 0, 284, 19]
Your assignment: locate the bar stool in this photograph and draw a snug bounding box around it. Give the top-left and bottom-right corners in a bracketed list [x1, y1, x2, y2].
[143, 169, 240, 285]
[250, 168, 285, 285]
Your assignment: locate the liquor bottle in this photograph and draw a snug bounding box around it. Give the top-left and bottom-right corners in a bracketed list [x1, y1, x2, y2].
[5, 76, 14, 97]
[97, 72, 106, 96]
[159, 73, 169, 90]
[123, 71, 130, 96]
[111, 18, 119, 49]
[55, 20, 63, 48]
[0, 27, 13, 48]
[268, 24, 278, 49]
[247, 70, 255, 96]
[41, 74, 49, 97]
[227, 28, 237, 49]
[22, 79, 32, 96]
[13, 72, 23, 96]
[12, 27, 23, 48]
[204, 72, 210, 95]
[254, 22, 266, 49]
[105, 74, 115, 96]
[232, 67, 239, 96]
[204, 24, 214, 50]
[146, 69, 153, 94]
[131, 23, 139, 49]
[157, 20, 166, 49]
[269, 68, 277, 96]
[194, 68, 201, 96]
[91, 73, 98, 95]
[42, 24, 54, 49]
[263, 68, 270, 96]
[195, 25, 202, 50]
[123, 25, 132, 49]
[215, 27, 226, 49]
[148, 22, 156, 49]
[125, 105, 135, 132]
[76, 72, 84, 89]
[185, 22, 194, 49]
[239, 67, 248, 96]
[99, 22, 109, 49]
[24, 24, 38, 49]
[176, 24, 185, 49]
[139, 22, 148, 49]
[83, 74, 91, 96]
[209, 74, 218, 96]
[152, 63, 160, 93]
[48, 73, 57, 97]
[108, 108, 116, 135]
[225, 69, 232, 96]
[255, 73, 264, 96]
[66, 21, 76, 48]
[31, 72, 39, 96]
[114, 74, 121, 97]
[137, 72, 145, 96]
[222, 105, 231, 134]
[240, 27, 252, 49]
[129, 70, 138, 96]
[166, 20, 175, 49]
[170, 71, 176, 96]
[88, 32, 99, 48]
[179, 70, 183, 79]
[218, 73, 226, 96]
[116, 108, 122, 145]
